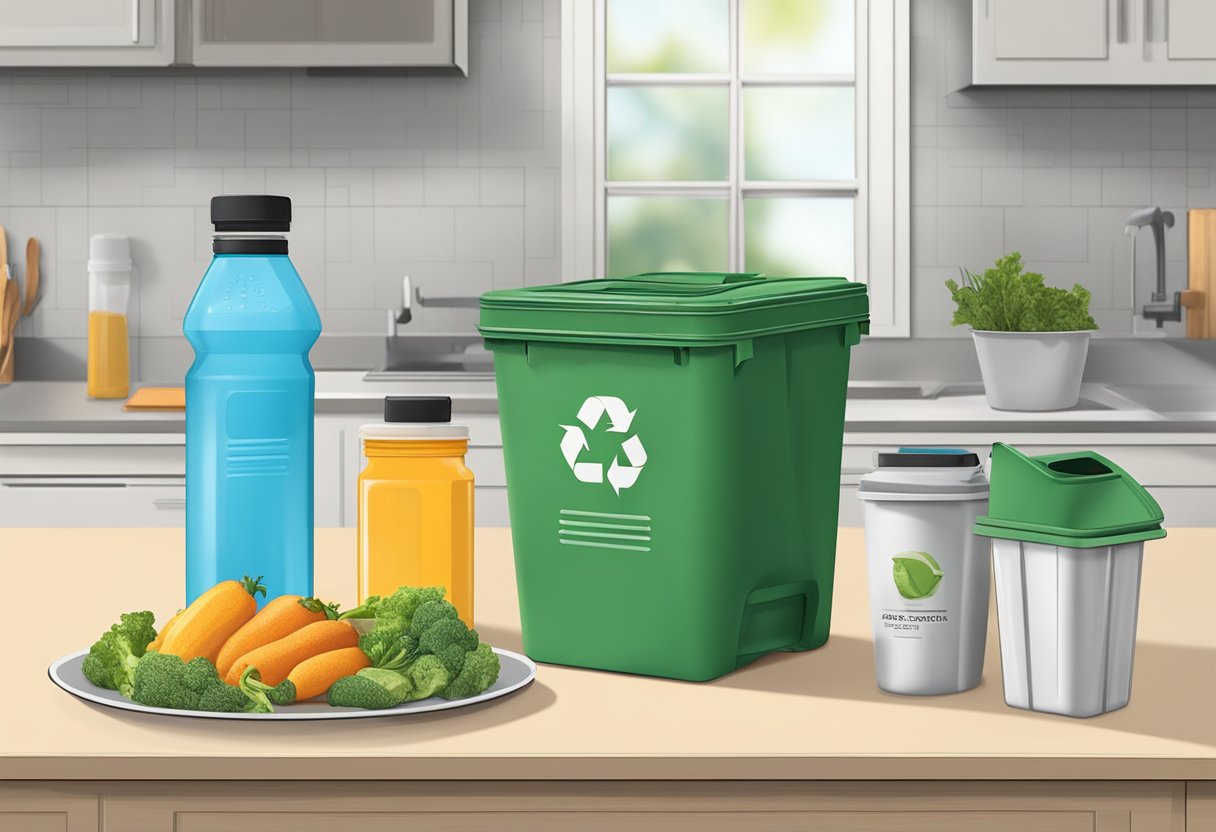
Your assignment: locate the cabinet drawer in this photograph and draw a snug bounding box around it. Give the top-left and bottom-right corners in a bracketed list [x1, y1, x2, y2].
[0, 443, 184, 477]
[0, 479, 184, 527]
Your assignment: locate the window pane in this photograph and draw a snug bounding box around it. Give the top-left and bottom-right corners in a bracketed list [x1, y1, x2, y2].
[742, 0, 854, 74]
[745, 198, 854, 278]
[744, 87, 854, 181]
[607, 0, 728, 73]
[608, 197, 729, 277]
[608, 87, 729, 181]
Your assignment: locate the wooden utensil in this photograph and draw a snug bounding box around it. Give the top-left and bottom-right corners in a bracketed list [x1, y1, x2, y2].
[0, 276, 18, 383]
[0, 271, 7, 350]
[0, 224, 10, 274]
[22, 237, 39, 316]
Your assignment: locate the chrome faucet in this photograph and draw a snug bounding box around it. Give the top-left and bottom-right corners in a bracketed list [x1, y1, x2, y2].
[1124, 207, 1180, 328]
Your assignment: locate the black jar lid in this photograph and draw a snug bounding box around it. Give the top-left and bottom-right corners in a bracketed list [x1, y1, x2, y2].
[384, 396, 452, 423]
[211, 195, 292, 232]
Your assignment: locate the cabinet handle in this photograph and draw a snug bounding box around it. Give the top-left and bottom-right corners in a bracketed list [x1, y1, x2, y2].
[131, 0, 140, 42]
[153, 497, 186, 510]
[1116, 0, 1127, 43]
[1143, 0, 1152, 43]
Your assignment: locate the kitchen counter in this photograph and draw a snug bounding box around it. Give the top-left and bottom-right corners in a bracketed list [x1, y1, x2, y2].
[3, 378, 1216, 435]
[4, 526, 1214, 783]
[0, 375, 499, 433]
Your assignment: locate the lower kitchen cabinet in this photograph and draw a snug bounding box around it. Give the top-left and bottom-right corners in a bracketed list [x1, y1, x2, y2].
[0, 436, 185, 528]
[0, 785, 98, 831]
[1, 781, 1185, 831]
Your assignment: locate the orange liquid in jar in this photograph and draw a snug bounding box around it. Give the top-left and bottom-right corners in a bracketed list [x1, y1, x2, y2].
[87, 311, 130, 399]
[357, 437, 475, 626]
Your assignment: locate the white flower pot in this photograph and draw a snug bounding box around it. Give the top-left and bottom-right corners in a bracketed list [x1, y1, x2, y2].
[971, 330, 1091, 412]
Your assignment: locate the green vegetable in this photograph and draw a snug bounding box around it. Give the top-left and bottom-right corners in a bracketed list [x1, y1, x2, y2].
[338, 586, 446, 629]
[81, 611, 157, 698]
[358, 627, 417, 673]
[407, 598, 459, 639]
[892, 551, 944, 600]
[327, 668, 413, 710]
[405, 654, 451, 700]
[131, 652, 268, 713]
[945, 252, 1098, 332]
[416, 616, 479, 675]
[238, 665, 297, 710]
[440, 643, 501, 700]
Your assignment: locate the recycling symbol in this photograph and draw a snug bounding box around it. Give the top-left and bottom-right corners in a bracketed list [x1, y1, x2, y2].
[559, 395, 647, 495]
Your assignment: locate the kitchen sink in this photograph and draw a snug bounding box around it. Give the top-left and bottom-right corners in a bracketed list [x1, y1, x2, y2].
[1107, 384, 1216, 416]
[365, 334, 493, 379]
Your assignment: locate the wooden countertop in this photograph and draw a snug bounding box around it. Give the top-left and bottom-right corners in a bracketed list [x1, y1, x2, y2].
[2, 527, 1212, 781]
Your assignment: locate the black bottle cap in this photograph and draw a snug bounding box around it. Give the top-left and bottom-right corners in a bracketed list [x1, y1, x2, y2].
[384, 396, 452, 423]
[211, 195, 292, 232]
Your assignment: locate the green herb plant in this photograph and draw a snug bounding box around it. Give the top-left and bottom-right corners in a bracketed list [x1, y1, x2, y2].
[945, 252, 1098, 332]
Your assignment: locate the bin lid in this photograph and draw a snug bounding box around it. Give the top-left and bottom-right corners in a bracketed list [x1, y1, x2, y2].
[857, 447, 990, 502]
[973, 442, 1166, 549]
[478, 272, 869, 346]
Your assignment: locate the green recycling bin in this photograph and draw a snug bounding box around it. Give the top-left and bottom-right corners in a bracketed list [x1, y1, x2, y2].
[479, 272, 869, 681]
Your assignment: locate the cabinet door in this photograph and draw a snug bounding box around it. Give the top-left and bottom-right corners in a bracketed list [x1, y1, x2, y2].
[1168, 0, 1216, 59]
[0, 479, 185, 527]
[991, 0, 1109, 59]
[192, 0, 466, 71]
[0, 0, 148, 47]
[0, 786, 97, 832]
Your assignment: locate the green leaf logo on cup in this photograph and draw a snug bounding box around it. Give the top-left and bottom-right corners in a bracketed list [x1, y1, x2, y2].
[892, 551, 944, 600]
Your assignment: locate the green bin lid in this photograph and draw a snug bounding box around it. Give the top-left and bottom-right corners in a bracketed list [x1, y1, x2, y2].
[478, 272, 870, 346]
[973, 442, 1165, 549]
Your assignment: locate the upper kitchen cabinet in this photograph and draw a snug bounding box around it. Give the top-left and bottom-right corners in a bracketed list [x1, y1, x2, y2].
[190, 0, 468, 72]
[0, 0, 173, 66]
[970, 0, 1216, 84]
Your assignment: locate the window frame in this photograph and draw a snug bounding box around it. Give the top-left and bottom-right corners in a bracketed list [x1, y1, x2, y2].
[562, 0, 909, 336]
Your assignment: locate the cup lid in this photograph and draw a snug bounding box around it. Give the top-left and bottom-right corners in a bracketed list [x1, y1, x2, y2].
[858, 447, 990, 502]
[88, 234, 132, 271]
[973, 443, 1166, 548]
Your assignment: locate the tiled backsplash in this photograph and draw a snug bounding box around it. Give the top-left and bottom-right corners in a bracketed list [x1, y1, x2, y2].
[10, 0, 558, 381]
[913, 0, 1197, 338]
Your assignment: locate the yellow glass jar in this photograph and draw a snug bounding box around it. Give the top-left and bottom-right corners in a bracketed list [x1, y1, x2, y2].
[357, 397, 474, 626]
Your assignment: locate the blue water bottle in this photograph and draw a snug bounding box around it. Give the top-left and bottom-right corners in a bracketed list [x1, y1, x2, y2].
[183, 195, 322, 605]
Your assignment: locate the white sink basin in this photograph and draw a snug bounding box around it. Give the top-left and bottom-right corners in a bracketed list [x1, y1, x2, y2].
[1107, 384, 1216, 416]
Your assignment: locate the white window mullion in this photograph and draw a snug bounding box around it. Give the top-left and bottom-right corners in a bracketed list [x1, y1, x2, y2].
[728, 0, 741, 274]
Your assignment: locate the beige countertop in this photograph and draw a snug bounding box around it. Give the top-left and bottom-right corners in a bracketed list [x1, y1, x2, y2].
[2, 527, 1212, 781]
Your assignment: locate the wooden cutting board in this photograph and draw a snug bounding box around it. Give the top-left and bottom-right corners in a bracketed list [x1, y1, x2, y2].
[123, 387, 185, 411]
[1185, 209, 1216, 338]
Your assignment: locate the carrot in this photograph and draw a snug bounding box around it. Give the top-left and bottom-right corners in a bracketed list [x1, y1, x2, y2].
[216, 595, 338, 677]
[147, 607, 186, 653]
[287, 647, 372, 701]
[224, 619, 358, 686]
[160, 576, 266, 664]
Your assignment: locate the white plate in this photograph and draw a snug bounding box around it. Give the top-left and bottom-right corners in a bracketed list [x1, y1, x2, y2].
[49, 647, 536, 721]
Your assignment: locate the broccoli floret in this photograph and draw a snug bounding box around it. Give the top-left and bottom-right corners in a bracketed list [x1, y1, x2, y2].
[405, 654, 450, 700]
[327, 668, 413, 710]
[407, 599, 460, 639]
[131, 652, 201, 710]
[358, 627, 417, 673]
[237, 666, 291, 712]
[416, 616, 479, 676]
[196, 682, 254, 713]
[338, 586, 447, 630]
[81, 611, 157, 698]
[132, 653, 266, 713]
[439, 643, 501, 700]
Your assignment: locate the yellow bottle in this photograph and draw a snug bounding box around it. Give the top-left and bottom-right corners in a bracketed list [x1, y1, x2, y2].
[357, 396, 475, 626]
[87, 234, 133, 400]
[86, 310, 130, 399]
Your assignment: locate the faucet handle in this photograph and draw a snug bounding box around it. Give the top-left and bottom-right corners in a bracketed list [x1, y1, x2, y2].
[394, 275, 412, 325]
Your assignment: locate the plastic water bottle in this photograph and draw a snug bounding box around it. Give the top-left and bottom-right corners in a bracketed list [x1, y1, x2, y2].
[183, 195, 322, 606]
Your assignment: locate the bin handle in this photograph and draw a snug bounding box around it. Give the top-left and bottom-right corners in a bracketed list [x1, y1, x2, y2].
[620, 272, 766, 286]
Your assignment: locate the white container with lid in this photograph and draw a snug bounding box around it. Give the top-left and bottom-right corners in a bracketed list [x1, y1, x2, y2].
[858, 448, 991, 696]
[88, 233, 132, 314]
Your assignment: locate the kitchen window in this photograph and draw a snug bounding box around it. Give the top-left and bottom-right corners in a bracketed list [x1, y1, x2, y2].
[562, 0, 909, 336]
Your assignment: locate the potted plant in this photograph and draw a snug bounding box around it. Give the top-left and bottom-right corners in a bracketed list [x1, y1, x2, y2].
[946, 253, 1098, 411]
